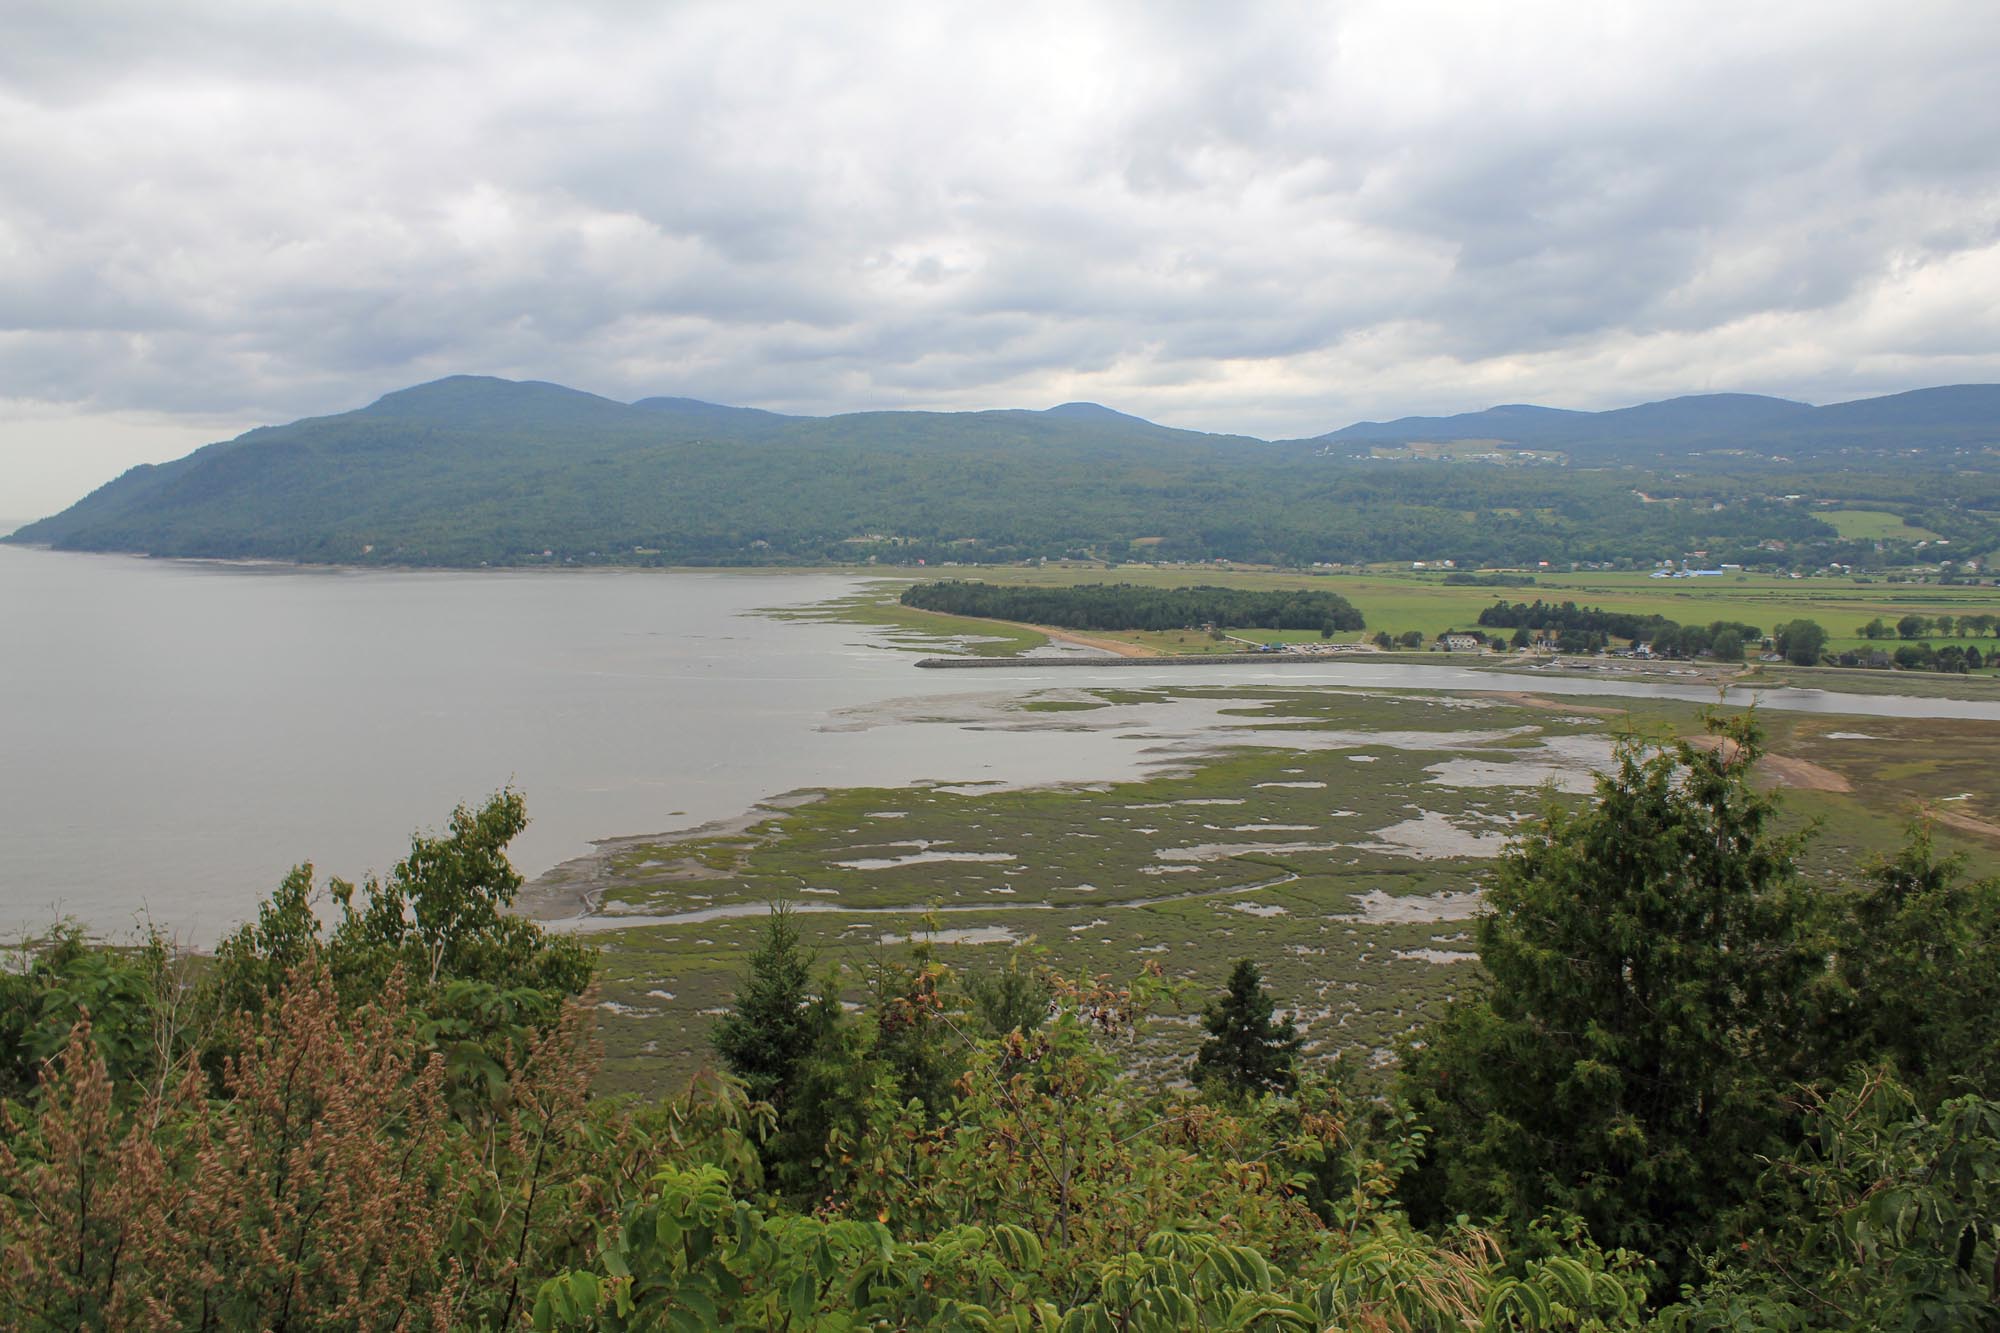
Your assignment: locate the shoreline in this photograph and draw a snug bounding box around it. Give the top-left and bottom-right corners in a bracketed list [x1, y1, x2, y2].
[515, 791, 825, 923]
[518, 664, 2000, 934]
[0, 542, 929, 579]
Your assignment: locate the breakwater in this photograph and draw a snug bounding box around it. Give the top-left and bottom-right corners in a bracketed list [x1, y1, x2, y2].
[916, 652, 1368, 668]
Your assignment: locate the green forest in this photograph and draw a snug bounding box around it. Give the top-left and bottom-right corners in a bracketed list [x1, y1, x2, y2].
[4, 721, 1997, 1329]
[900, 582, 1367, 633]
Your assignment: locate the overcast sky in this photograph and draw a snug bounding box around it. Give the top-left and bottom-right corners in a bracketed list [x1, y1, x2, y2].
[4, 0, 1999, 514]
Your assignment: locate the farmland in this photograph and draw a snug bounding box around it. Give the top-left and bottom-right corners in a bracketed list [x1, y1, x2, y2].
[1818, 508, 1944, 542]
[799, 562, 2000, 665]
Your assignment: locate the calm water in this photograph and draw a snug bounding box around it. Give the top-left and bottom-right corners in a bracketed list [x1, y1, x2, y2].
[6, 545, 1998, 943]
[1, 549, 1161, 942]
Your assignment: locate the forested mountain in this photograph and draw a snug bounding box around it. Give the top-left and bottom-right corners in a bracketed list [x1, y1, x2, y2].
[1310, 384, 2000, 462]
[8, 375, 1997, 568]
[1315, 393, 1812, 448]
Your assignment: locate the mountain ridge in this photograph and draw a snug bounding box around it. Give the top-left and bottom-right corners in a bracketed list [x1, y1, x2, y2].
[8, 375, 1996, 568]
[1308, 385, 1998, 454]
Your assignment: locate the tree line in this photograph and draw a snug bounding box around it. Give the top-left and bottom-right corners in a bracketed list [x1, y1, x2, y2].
[901, 580, 1366, 633]
[1859, 613, 2000, 641]
[3, 727, 1998, 1327]
[1474, 599, 1768, 660]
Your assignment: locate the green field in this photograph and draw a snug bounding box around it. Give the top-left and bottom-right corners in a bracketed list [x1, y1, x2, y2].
[808, 563, 2000, 663]
[1818, 508, 1944, 542]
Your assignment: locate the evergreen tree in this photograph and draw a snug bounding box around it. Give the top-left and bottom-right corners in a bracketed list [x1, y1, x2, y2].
[870, 945, 964, 1121]
[710, 901, 827, 1114]
[967, 948, 1051, 1038]
[1820, 826, 2000, 1109]
[764, 985, 876, 1199]
[1398, 715, 1826, 1288]
[1191, 960, 1302, 1099]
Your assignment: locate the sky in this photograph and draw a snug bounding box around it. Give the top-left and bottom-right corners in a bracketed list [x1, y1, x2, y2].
[4, 0, 1999, 515]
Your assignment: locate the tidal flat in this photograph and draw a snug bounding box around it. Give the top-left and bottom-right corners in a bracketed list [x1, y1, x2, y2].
[545, 684, 1998, 1096]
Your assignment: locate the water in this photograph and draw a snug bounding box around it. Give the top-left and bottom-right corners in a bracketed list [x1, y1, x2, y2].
[1, 548, 1212, 943]
[6, 545, 1997, 944]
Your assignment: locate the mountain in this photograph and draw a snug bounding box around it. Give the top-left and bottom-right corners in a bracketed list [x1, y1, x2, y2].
[1042, 401, 1159, 427]
[631, 396, 798, 433]
[1309, 386, 2000, 461]
[7, 376, 1276, 565]
[1322, 402, 1594, 443]
[361, 375, 645, 430]
[7, 377, 1995, 568]
[1316, 393, 1814, 450]
[1806, 384, 2000, 435]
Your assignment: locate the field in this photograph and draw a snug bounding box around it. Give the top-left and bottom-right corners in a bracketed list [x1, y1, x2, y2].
[556, 675, 2000, 1097]
[796, 562, 2000, 665]
[1818, 508, 1944, 542]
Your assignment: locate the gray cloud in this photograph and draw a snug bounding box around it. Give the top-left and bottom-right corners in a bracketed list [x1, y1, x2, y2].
[3, 0, 1999, 511]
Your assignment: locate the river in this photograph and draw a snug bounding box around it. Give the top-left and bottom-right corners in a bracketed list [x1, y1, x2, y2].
[5, 545, 1996, 944]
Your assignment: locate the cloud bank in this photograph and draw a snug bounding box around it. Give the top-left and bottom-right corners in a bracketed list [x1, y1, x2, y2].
[3, 0, 1998, 509]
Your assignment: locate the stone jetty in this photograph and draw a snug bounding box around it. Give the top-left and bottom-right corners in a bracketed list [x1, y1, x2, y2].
[915, 653, 1352, 668]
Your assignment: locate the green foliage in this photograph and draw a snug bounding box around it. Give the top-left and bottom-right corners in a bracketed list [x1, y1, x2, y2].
[1775, 618, 1829, 665]
[1661, 1073, 2000, 1331]
[1399, 716, 1827, 1286]
[10, 764, 2000, 1327]
[1817, 827, 2000, 1109]
[209, 790, 595, 1110]
[707, 901, 888, 1197]
[965, 948, 1053, 1039]
[0, 925, 174, 1102]
[1191, 960, 1302, 1100]
[767, 994, 889, 1201]
[213, 789, 593, 1017]
[902, 581, 1365, 632]
[1475, 602, 1764, 661]
[211, 862, 324, 1017]
[708, 900, 824, 1113]
[325, 788, 593, 1003]
[869, 943, 968, 1120]
[537, 980, 1654, 1331]
[1477, 598, 1679, 644]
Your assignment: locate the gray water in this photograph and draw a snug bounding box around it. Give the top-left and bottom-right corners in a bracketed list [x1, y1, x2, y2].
[0, 548, 1185, 943]
[6, 545, 1997, 944]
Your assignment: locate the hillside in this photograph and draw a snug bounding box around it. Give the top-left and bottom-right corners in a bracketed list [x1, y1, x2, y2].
[8, 376, 1998, 568]
[1311, 385, 2000, 461]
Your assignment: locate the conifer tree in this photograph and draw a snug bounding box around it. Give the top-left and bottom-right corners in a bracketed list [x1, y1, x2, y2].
[1192, 960, 1302, 1098]
[709, 901, 827, 1115]
[1398, 715, 1825, 1286]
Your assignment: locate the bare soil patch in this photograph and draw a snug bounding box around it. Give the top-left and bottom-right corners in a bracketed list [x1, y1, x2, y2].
[1933, 809, 2000, 844]
[1039, 626, 1159, 657]
[1686, 734, 1851, 793]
